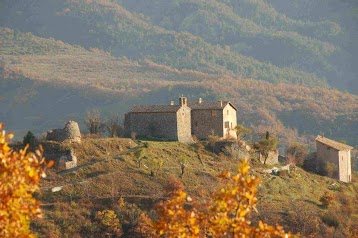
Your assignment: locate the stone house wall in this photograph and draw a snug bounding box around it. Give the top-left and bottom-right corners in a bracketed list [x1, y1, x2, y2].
[338, 150, 352, 182]
[191, 109, 223, 139]
[176, 105, 192, 143]
[125, 112, 178, 140]
[316, 141, 340, 179]
[222, 104, 237, 139]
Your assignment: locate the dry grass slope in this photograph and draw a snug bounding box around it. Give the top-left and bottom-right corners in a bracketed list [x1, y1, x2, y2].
[34, 138, 358, 237]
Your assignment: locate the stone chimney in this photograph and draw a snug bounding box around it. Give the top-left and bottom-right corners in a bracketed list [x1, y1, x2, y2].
[198, 98, 203, 104]
[218, 100, 223, 107]
[179, 95, 187, 106]
[170, 100, 175, 105]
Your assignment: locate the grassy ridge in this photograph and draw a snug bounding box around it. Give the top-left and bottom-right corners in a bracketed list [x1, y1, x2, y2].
[34, 138, 358, 237]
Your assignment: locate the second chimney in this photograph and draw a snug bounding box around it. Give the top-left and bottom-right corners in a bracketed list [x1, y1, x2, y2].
[170, 100, 175, 105]
[198, 98, 203, 104]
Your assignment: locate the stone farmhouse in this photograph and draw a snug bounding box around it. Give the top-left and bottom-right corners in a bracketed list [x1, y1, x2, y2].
[316, 135, 353, 183]
[189, 98, 237, 140]
[124, 96, 237, 142]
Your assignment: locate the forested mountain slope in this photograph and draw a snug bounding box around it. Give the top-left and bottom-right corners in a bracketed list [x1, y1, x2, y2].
[1, 0, 356, 92]
[1, 28, 357, 146]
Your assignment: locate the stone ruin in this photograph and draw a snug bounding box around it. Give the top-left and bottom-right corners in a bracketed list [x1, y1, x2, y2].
[59, 149, 78, 170]
[258, 150, 279, 165]
[46, 121, 81, 143]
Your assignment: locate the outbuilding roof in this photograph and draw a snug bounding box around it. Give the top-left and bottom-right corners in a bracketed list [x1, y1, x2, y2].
[129, 105, 181, 113]
[189, 101, 237, 110]
[316, 136, 353, 151]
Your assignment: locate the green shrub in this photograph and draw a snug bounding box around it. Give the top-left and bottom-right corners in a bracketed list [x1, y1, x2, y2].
[323, 162, 338, 178]
[321, 212, 339, 228]
[23, 131, 36, 146]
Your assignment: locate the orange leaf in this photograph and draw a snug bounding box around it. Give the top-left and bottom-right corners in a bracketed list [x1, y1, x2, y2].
[46, 160, 54, 168]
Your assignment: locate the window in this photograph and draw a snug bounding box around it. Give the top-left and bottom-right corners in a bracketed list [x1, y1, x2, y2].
[211, 110, 217, 117]
[195, 122, 198, 127]
[227, 110, 229, 115]
[225, 121, 230, 128]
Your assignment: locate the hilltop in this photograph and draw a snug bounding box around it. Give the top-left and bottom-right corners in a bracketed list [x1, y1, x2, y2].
[33, 138, 358, 237]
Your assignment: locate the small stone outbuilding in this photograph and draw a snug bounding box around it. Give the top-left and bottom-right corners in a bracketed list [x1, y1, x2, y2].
[258, 150, 279, 165]
[58, 149, 78, 170]
[316, 135, 353, 182]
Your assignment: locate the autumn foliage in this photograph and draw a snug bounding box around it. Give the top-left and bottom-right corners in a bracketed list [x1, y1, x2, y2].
[320, 192, 335, 208]
[0, 124, 50, 238]
[155, 159, 293, 237]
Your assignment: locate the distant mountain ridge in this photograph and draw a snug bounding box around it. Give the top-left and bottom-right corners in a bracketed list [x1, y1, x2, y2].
[0, 0, 342, 85]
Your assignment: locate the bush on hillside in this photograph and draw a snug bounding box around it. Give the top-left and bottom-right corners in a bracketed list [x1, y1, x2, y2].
[23, 130, 36, 146]
[323, 162, 338, 178]
[253, 131, 278, 164]
[105, 114, 123, 138]
[95, 209, 123, 237]
[321, 212, 340, 228]
[164, 175, 184, 196]
[320, 191, 335, 208]
[85, 109, 105, 135]
[286, 142, 308, 166]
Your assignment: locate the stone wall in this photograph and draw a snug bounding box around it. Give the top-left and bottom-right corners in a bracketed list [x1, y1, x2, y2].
[223, 104, 237, 139]
[316, 141, 340, 180]
[338, 150, 352, 182]
[176, 105, 192, 143]
[125, 112, 178, 140]
[259, 150, 279, 165]
[317, 141, 340, 166]
[191, 109, 223, 139]
[46, 121, 81, 143]
[58, 149, 77, 170]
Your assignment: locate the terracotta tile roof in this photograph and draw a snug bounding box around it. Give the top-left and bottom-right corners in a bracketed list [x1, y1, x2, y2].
[189, 101, 237, 110]
[129, 105, 181, 113]
[316, 136, 353, 151]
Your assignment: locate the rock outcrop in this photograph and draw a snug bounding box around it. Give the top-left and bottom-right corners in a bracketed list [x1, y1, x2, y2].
[46, 121, 81, 143]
